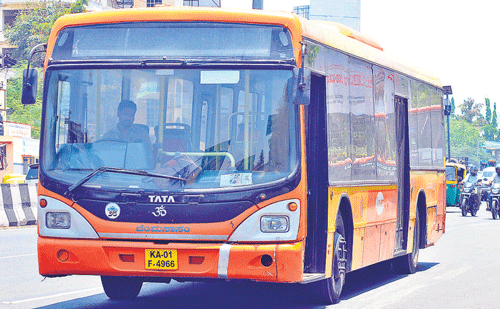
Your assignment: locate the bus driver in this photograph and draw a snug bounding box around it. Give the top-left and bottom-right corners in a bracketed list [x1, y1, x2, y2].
[103, 100, 151, 144]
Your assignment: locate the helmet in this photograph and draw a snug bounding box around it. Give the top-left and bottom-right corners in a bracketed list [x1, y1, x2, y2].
[470, 165, 478, 176]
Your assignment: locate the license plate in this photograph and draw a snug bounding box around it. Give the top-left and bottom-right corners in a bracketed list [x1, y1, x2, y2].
[145, 249, 178, 270]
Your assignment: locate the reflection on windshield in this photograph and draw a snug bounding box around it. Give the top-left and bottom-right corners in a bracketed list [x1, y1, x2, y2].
[43, 68, 297, 191]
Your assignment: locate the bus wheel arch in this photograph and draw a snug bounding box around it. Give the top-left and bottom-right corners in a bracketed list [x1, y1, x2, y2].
[393, 190, 426, 274]
[311, 195, 353, 304]
[338, 195, 353, 272]
[416, 191, 427, 249]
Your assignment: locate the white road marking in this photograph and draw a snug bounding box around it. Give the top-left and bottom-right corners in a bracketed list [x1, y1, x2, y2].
[1, 287, 103, 304]
[0, 253, 36, 259]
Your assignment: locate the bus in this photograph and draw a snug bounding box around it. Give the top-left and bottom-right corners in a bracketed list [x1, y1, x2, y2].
[22, 7, 446, 304]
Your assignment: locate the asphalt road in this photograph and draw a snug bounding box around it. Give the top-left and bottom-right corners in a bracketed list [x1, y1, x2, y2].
[1, 203, 500, 309]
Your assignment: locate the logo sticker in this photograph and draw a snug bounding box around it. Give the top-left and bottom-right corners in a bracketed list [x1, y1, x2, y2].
[105, 203, 120, 219]
[152, 205, 167, 217]
[376, 192, 384, 215]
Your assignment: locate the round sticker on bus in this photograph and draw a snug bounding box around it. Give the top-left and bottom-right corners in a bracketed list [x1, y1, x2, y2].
[105, 203, 120, 219]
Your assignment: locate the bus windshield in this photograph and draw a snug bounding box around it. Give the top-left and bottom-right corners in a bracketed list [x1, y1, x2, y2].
[42, 68, 297, 192]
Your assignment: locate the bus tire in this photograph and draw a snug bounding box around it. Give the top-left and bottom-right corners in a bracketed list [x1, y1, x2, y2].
[393, 207, 420, 274]
[314, 214, 347, 304]
[101, 276, 143, 300]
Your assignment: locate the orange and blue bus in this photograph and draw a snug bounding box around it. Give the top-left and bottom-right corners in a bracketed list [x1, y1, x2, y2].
[22, 7, 445, 304]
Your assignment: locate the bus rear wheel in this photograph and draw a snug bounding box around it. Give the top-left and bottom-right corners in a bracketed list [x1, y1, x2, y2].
[101, 276, 143, 300]
[314, 214, 347, 304]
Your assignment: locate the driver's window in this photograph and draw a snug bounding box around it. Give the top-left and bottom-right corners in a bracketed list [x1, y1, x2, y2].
[55, 80, 71, 150]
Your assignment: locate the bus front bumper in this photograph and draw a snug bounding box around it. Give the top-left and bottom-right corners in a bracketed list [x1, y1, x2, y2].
[38, 237, 304, 283]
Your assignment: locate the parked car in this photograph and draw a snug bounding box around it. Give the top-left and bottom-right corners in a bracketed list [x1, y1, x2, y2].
[25, 164, 39, 184]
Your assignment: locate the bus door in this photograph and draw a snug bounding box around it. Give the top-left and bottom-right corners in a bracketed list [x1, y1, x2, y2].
[394, 96, 410, 253]
[304, 73, 328, 273]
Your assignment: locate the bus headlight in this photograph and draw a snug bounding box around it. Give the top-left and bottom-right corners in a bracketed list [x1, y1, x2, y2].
[260, 216, 289, 233]
[46, 212, 71, 229]
[229, 199, 300, 242]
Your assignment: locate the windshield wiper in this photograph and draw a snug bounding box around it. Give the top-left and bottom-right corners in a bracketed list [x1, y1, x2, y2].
[67, 166, 186, 194]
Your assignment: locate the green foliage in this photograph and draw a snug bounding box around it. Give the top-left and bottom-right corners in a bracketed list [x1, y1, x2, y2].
[6, 61, 43, 138]
[493, 102, 498, 128]
[483, 123, 496, 141]
[3, 0, 87, 139]
[457, 98, 483, 124]
[4, 0, 87, 62]
[448, 118, 491, 165]
[485, 98, 491, 124]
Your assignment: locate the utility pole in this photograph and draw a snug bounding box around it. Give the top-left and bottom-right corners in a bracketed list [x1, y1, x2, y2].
[443, 85, 453, 161]
[252, 0, 263, 9]
[0, 53, 17, 136]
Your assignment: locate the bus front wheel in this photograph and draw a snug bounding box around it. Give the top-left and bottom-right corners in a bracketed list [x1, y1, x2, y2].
[101, 276, 143, 300]
[314, 214, 347, 304]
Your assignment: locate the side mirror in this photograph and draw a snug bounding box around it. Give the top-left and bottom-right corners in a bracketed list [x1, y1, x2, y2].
[290, 67, 311, 105]
[21, 69, 38, 105]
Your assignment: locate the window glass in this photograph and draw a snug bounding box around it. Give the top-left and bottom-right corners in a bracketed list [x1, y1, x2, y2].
[411, 81, 432, 167]
[42, 68, 297, 192]
[446, 166, 456, 181]
[325, 50, 351, 183]
[52, 23, 294, 61]
[374, 66, 397, 181]
[430, 88, 445, 167]
[350, 58, 375, 181]
[408, 81, 419, 167]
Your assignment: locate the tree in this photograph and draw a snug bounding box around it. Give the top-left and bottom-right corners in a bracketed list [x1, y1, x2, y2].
[3, 0, 87, 138]
[483, 124, 496, 141]
[485, 98, 492, 124]
[449, 118, 492, 165]
[6, 61, 43, 138]
[4, 0, 88, 62]
[457, 98, 483, 124]
[493, 102, 498, 128]
[450, 97, 456, 117]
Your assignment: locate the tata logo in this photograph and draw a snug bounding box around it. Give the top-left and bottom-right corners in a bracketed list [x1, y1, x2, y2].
[148, 195, 175, 203]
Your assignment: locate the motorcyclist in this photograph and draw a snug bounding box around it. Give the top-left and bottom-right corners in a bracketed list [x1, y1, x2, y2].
[487, 164, 500, 210]
[462, 165, 479, 184]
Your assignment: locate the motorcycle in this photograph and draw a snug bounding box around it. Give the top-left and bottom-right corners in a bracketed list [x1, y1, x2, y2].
[460, 180, 482, 217]
[490, 183, 500, 219]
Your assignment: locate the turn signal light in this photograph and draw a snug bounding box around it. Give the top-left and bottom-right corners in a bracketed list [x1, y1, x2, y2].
[287, 202, 298, 212]
[40, 199, 48, 208]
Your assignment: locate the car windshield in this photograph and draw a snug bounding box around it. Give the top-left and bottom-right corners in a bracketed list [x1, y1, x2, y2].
[42, 68, 298, 192]
[26, 166, 38, 180]
[483, 171, 494, 178]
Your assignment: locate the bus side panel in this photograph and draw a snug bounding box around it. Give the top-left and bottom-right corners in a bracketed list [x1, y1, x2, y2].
[329, 185, 398, 272]
[427, 171, 446, 245]
[409, 170, 445, 249]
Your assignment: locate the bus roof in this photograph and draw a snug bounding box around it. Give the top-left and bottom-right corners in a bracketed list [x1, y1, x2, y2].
[47, 7, 442, 88]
